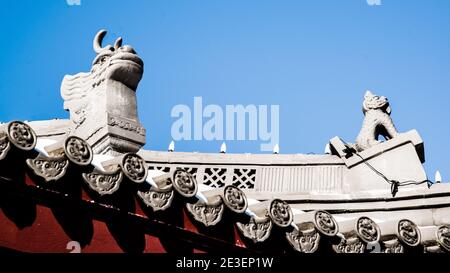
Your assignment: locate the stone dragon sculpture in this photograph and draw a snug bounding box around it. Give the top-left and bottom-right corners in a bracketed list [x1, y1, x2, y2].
[355, 90, 399, 151]
[60, 29, 144, 129]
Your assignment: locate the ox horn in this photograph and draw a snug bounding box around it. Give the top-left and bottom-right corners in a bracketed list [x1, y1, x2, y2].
[93, 29, 112, 54]
[114, 37, 123, 50]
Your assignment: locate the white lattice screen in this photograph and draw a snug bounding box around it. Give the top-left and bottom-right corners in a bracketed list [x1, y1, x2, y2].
[203, 168, 227, 188]
[232, 168, 256, 189]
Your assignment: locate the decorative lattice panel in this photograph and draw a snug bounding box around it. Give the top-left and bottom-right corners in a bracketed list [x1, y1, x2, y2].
[148, 165, 171, 173]
[203, 168, 226, 188]
[232, 168, 256, 189]
[176, 166, 198, 179]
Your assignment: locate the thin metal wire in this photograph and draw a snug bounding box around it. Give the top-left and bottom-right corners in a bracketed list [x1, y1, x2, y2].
[340, 139, 433, 196]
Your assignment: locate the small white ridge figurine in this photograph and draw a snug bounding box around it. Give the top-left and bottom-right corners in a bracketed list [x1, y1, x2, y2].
[435, 170, 442, 183]
[168, 141, 175, 152]
[273, 144, 280, 154]
[220, 142, 227, 153]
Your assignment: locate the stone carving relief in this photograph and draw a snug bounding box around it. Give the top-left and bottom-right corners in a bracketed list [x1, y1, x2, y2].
[268, 199, 293, 228]
[286, 228, 320, 253]
[82, 170, 123, 195]
[120, 153, 148, 183]
[60, 30, 145, 154]
[356, 217, 380, 243]
[172, 169, 198, 198]
[186, 201, 224, 227]
[108, 116, 145, 136]
[61, 30, 143, 119]
[236, 217, 273, 243]
[437, 225, 450, 252]
[382, 239, 404, 253]
[26, 156, 69, 182]
[398, 219, 420, 247]
[7, 121, 37, 151]
[137, 188, 174, 211]
[223, 185, 248, 213]
[0, 136, 10, 160]
[71, 103, 91, 129]
[314, 211, 338, 236]
[333, 237, 365, 253]
[24, 134, 95, 182]
[355, 91, 399, 151]
[64, 136, 93, 166]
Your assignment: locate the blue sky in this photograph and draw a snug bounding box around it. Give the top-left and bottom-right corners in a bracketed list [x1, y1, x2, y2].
[1, 0, 449, 179]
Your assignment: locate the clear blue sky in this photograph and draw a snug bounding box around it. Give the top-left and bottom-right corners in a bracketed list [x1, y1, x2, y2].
[1, 0, 449, 179]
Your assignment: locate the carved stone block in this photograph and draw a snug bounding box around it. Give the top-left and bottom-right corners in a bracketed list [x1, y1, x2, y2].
[61, 30, 146, 155]
[330, 130, 427, 192]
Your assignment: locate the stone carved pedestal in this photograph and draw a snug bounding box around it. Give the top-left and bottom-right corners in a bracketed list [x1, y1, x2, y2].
[64, 80, 146, 155]
[330, 130, 427, 192]
[61, 30, 146, 155]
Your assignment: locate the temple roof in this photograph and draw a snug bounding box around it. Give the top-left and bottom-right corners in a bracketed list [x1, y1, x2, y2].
[1, 121, 450, 253]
